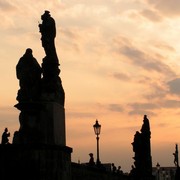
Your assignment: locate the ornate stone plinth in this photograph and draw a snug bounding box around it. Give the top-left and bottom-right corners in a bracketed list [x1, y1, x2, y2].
[14, 102, 66, 146]
[39, 102, 66, 145]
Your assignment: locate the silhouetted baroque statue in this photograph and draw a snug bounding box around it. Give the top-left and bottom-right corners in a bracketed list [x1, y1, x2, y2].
[16, 48, 41, 102]
[13, 11, 65, 146]
[39, 10, 56, 57]
[132, 131, 142, 155]
[1, 128, 10, 145]
[38, 11, 65, 106]
[173, 144, 179, 167]
[131, 115, 152, 180]
[141, 115, 151, 138]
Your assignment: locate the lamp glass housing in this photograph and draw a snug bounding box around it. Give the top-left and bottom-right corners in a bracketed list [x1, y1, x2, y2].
[93, 120, 101, 136]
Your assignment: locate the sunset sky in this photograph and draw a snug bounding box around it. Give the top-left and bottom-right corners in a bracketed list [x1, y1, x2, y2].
[1, 0, 180, 172]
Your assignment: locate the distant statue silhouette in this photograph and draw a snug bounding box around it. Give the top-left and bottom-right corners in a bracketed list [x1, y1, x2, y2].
[88, 153, 95, 166]
[173, 144, 179, 167]
[131, 115, 152, 179]
[1, 128, 10, 144]
[16, 48, 41, 102]
[39, 10, 56, 57]
[174, 144, 180, 180]
[117, 166, 123, 174]
[141, 115, 151, 138]
[112, 163, 117, 173]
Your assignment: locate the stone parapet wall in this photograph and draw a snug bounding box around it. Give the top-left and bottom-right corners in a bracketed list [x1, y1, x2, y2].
[71, 162, 128, 180]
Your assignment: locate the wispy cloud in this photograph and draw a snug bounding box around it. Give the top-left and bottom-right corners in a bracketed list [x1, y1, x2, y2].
[0, 1, 16, 12]
[113, 35, 176, 79]
[145, 0, 180, 17]
[108, 104, 124, 112]
[140, 9, 163, 22]
[128, 102, 158, 116]
[111, 72, 130, 81]
[161, 100, 180, 109]
[129, 102, 159, 110]
[153, 43, 175, 52]
[129, 109, 156, 116]
[142, 80, 168, 100]
[119, 45, 175, 76]
[167, 78, 180, 95]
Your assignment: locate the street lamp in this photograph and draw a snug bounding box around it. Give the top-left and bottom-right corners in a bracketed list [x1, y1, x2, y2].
[93, 120, 101, 165]
[156, 163, 160, 180]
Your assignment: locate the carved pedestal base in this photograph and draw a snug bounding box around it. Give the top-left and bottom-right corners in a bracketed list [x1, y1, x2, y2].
[14, 102, 66, 146]
[39, 102, 66, 145]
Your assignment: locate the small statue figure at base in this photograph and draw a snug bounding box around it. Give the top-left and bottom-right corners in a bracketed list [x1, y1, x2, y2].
[1, 128, 10, 145]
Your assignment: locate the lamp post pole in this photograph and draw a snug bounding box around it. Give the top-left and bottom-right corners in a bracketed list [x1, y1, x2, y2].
[156, 163, 160, 180]
[96, 134, 100, 165]
[93, 120, 101, 166]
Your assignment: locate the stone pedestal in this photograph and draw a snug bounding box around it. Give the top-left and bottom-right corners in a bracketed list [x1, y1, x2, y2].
[0, 144, 72, 180]
[14, 102, 66, 146]
[11, 102, 71, 180]
[39, 102, 66, 145]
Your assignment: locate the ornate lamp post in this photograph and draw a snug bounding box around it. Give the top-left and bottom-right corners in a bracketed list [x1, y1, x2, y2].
[156, 162, 160, 180]
[93, 120, 101, 165]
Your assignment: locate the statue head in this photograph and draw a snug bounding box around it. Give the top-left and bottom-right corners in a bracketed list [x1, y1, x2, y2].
[41, 10, 51, 21]
[24, 48, 33, 58]
[25, 48, 32, 54]
[44, 10, 50, 15]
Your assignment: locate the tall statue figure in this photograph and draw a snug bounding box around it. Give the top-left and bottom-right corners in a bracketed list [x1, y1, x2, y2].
[39, 10, 57, 59]
[39, 11, 65, 106]
[16, 48, 41, 102]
